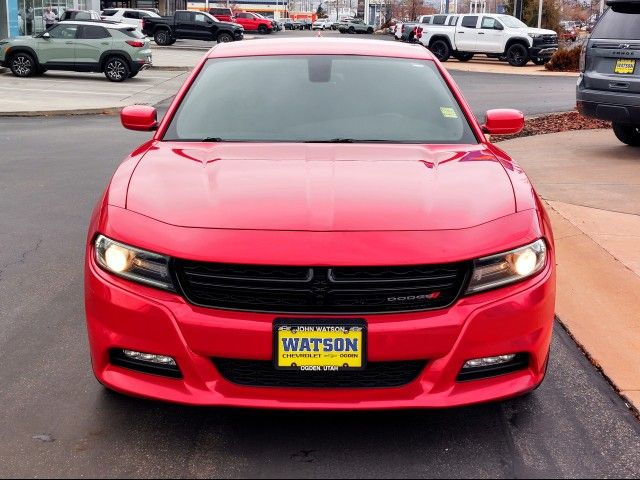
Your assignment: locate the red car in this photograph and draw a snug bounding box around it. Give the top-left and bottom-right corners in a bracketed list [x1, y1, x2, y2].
[85, 39, 556, 410]
[233, 11, 273, 33]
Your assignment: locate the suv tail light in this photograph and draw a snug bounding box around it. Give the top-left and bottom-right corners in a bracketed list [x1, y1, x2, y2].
[416, 27, 423, 39]
[126, 40, 145, 48]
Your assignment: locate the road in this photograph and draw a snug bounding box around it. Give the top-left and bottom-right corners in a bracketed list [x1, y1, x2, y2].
[1, 110, 640, 477]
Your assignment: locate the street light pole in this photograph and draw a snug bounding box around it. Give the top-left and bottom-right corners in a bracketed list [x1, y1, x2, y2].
[537, 0, 543, 28]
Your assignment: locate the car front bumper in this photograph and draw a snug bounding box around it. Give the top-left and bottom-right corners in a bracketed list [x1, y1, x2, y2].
[529, 45, 558, 59]
[85, 242, 555, 410]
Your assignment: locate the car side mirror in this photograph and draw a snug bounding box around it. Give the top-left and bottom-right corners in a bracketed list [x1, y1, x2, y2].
[482, 109, 524, 135]
[42, 32, 51, 39]
[121, 105, 158, 131]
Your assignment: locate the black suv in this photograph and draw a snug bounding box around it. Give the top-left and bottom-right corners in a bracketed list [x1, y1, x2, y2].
[577, 0, 640, 146]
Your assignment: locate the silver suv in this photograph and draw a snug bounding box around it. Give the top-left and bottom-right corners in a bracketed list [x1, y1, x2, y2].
[577, 0, 640, 146]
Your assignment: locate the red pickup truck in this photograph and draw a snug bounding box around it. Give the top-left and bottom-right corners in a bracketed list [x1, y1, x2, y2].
[233, 12, 274, 34]
[208, 7, 234, 22]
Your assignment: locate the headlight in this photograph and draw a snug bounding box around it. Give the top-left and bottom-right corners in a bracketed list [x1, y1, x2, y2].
[466, 239, 547, 294]
[94, 235, 174, 291]
[528, 33, 542, 39]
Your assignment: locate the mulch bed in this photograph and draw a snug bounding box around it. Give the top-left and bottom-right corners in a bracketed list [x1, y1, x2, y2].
[493, 110, 611, 142]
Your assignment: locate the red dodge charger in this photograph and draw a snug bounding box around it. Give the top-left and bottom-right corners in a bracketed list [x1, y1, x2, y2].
[85, 38, 556, 409]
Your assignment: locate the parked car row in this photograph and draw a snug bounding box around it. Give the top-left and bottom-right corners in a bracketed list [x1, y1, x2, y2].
[142, 10, 244, 45]
[395, 13, 559, 67]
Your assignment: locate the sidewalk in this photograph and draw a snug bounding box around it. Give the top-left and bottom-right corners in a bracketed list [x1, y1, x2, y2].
[497, 130, 640, 412]
[0, 68, 188, 116]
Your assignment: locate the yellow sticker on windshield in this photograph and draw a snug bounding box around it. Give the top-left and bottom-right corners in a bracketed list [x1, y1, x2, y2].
[440, 107, 459, 119]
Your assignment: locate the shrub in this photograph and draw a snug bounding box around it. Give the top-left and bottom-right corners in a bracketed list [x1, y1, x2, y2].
[545, 46, 581, 72]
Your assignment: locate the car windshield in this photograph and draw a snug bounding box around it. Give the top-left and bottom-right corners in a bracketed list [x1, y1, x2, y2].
[591, 5, 640, 40]
[163, 55, 476, 144]
[500, 16, 528, 28]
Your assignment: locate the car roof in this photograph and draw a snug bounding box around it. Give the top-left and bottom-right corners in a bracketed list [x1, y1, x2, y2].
[208, 38, 435, 61]
[60, 19, 133, 29]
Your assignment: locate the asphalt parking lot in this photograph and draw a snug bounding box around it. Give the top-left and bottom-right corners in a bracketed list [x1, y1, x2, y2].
[1, 110, 640, 479]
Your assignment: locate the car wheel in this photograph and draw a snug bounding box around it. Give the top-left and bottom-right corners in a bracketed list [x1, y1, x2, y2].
[506, 43, 529, 67]
[430, 39, 451, 62]
[258, 24, 268, 34]
[104, 56, 130, 82]
[348, 26, 355, 34]
[454, 52, 474, 62]
[9, 52, 36, 77]
[217, 32, 233, 43]
[612, 123, 640, 147]
[154, 30, 171, 46]
[532, 58, 548, 66]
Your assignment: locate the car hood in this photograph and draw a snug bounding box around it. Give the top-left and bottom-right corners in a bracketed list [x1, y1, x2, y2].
[525, 27, 558, 36]
[219, 21, 243, 28]
[125, 142, 517, 231]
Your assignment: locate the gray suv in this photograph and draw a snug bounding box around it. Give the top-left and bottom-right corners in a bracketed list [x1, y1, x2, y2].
[577, 0, 640, 146]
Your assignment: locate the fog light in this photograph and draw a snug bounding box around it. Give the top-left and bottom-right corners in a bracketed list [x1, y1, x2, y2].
[122, 349, 176, 366]
[463, 354, 516, 369]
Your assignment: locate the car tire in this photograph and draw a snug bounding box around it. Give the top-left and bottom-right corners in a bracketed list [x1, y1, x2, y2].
[532, 58, 548, 66]
[217, 32, 234, 43]
[454, 52, 474, 62]
[367, 27, 374, 34]
[154, 29, 171, 46]
[104, 56, 130, 82]
[9, 52, 36, 77]
[430, 39, 451, 62]
[612, 123, 640, 147]
[258, 24, 268, 34]
[348, 26, 355, 34]
[506, 43, 529, 67]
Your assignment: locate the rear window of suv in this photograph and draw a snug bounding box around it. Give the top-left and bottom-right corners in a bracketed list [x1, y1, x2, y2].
[592, 5, 640, 40]
[163, 55, 476, 144]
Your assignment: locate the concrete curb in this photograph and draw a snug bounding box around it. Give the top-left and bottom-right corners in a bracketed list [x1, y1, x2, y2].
[0, 107, 122, 117]
[150, 65, 193, 71]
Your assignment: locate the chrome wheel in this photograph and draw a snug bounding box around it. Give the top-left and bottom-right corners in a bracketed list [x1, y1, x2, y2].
[11, 54, 33, 77]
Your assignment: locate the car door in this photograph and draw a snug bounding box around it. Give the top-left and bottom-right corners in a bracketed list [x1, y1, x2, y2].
[36, 23, 79, 67]
[478, 16, 504, 53]
[193, 12, 216, 40]
[175, 11, 196, 38]
[75, 25, 112, 71]
[456, 15, 480, 51]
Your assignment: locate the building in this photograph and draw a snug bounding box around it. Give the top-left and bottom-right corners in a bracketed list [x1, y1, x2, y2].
[1, 0, 100, 38]
[363, 0, 386, 26]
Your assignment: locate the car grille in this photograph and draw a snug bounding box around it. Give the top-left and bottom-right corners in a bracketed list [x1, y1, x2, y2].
[213, 358, 426, 388]
[534, 34, 558, 45]
[173, 261, 470, 314]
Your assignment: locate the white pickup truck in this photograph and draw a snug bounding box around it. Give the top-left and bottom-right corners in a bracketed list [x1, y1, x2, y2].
[417, 13, 559, 67]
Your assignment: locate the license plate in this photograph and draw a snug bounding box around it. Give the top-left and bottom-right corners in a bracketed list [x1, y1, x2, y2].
[274, 319, 366, 371]
[614, 59, 636, 75]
